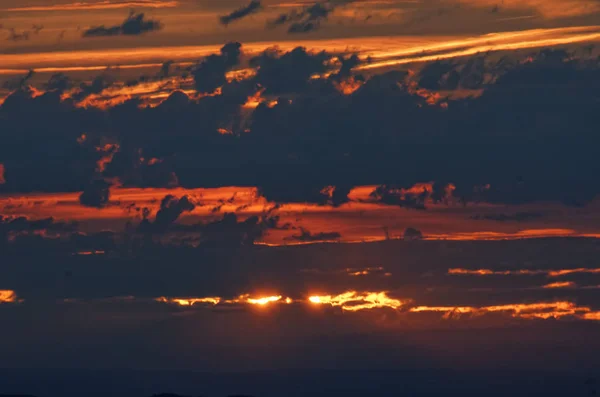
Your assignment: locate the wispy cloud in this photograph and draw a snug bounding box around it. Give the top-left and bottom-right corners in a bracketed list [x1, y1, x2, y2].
[3, 0, 178, 12]
[219, 0, 263, 25]
[449, 0, 600, 19]
[82, 11, 163, 37]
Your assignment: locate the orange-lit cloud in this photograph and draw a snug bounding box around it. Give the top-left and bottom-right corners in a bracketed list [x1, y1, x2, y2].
[81, 293, 600, 323]
[4, 0, 179, 12]
[333, 76, 363, 95]
[155, 296, 221, 306]
[156, 294, 291, 307]
[0, 290, 18, 303]
[0, 163, 5, 185]
[449, 268, 600, 278]
[410, 301, 596, 320]
[308, 291, 407, 311]
[543, 281, 576, 289]
[95, 143, 120, 173]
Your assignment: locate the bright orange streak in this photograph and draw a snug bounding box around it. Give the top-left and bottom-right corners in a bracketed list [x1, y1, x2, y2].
[155, 297, 221, 306]
[0, 290, 18, 303]
[359, 26, 600, 71]
[410, 301, 596, 320]
[548, 268, 600, 277]
[448, 268, 547, 276]
[2, 27, 598, 74]
[449, 268, 600, 277]
[308, 291, 407, 311]
[543, 281, 576, 289]
[4, 1, 179, 12]
[428, 229, 579, 241]
[346, 266, 385, 276]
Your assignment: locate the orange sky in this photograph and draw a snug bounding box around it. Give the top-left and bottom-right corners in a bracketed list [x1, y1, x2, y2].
[3, 186, 600, 244]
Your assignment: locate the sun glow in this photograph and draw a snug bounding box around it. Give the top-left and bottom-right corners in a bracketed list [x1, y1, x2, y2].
[308, 291, 407, 311]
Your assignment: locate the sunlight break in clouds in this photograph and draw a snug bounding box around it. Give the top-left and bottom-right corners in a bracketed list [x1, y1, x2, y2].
[156, 295, 292, 307]
[308, 291, 407, 311]
[99, 294, 600, 321]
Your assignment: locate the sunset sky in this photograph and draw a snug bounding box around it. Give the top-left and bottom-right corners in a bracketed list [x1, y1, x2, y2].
[1, 1, 600, 395]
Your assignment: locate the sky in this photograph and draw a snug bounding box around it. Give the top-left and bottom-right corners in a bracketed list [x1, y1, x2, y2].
[1, 0, 600, 394]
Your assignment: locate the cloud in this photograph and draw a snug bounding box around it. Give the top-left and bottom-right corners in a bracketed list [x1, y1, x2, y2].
[4, 1, 179, 12]
[82, 11, 162, 37]
[0, 163, 5, 184]
[249, 46, 330, 94]
[192, 42, 242, 93]
[1, 46, 600, 208]
[268, 1, 356, 33]
[2, 70, 35, 91]
[6, 28, 30, 41]
[219, 1, 262, 25]
[287, 227, 342, 242]
[403, 227, 423, 241]
[0, 215, 77, 247]
[471, 211, 544, 222]
[138, 195, 196, 232]
[79, 179, 111, 208]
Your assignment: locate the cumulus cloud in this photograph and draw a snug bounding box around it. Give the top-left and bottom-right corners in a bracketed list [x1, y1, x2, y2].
[249, 46, 329, 94]
[219, 0, 262, 25]
[82, 11, 162, 37]
[193, 42, 242, 93]
[139, 195, 196, 233]
[1, 46, 600, 207]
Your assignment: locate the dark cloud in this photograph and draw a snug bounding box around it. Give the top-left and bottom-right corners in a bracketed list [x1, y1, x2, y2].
[471, 211, 544, 222]
[287, 227, 341, 242]
[1, 46, 600, 207]
[219, 0, 262, 25]
[192, 42, 242, 93]
[369, 186, 428, 210]
[79, 179, 111, 208]
[138, 195, 196, 233]
[82, 11, 162, 37]
[157, 60, 174, 79]
[74, 74, 114, 100]
[249, 46, 329, 94]
[258, 184, 351, 207]
[46, 73, 72, 93]
[6, 28, 30, 41]
[3, 70, 35, 90]
[403, 227, 423, 241]
[32, 24, 44, 34]
[268, 1, 354, 33]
